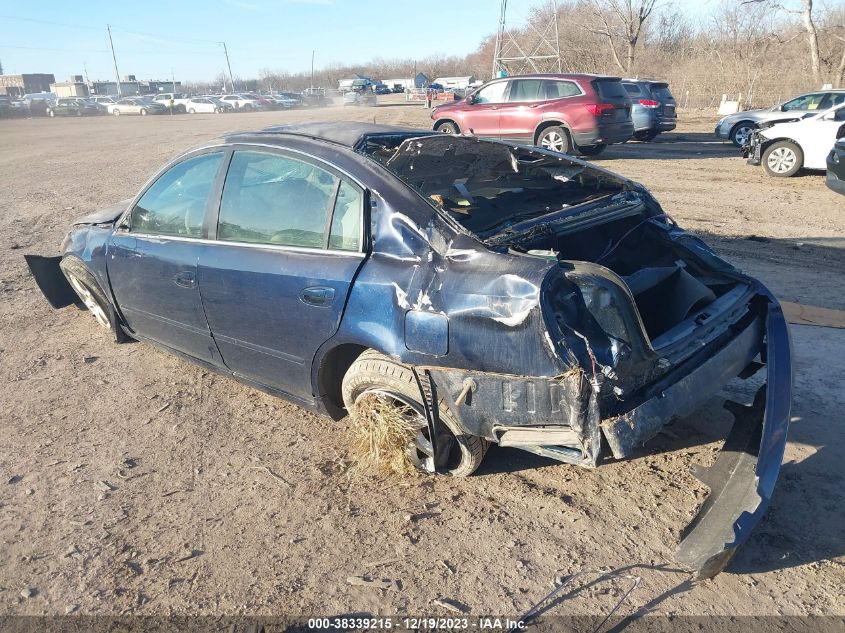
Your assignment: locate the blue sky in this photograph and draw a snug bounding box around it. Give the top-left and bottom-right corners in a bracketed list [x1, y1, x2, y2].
[0, 0, 713, 82]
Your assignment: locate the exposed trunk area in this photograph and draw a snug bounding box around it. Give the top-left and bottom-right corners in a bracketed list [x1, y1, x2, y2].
[520, 213, 744, 346]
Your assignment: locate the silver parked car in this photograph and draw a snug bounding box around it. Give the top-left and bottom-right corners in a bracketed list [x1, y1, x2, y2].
[716, 89, 845, 146]
[112, 98, 168, 116]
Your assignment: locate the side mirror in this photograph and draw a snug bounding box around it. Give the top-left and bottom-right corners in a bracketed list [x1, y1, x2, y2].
[465, 95, 475, 104]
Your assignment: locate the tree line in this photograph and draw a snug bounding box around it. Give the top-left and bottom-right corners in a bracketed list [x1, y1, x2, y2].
[188, 0, 845, 109]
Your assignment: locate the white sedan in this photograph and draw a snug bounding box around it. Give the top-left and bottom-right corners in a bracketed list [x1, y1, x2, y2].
[747, 102, 845, 177]
[185, 97, 229, 114]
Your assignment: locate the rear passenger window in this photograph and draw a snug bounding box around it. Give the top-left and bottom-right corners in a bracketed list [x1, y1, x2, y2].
[218, 151, 339, 248]
[329, 181, 363, 251]
[508, 79, 543, 102]
[623, 84, 641, 96]
[592, 79, 628, 100]
[544, 81, 580, 99]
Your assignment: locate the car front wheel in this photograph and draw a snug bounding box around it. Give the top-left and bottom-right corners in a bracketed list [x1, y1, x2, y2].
[537, 126, 571, 154]
[113, 109, 120, 116]
[434, 121, 460, 135]
[762, 140, 803, 177]
[140, 108, 147, 116]
[730, 121, 756, 147]
[341, 350, 488, 477]
[188, 108, 195, 114]
[59, 257, 130, 343]
[48, 109, 55, 117]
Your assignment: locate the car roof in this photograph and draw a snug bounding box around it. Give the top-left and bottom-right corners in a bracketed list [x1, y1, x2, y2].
[226, 122, 437, 148]
[486, 73, 621, 81]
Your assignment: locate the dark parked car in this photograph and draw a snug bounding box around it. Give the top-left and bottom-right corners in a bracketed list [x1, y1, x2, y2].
[374, 84, 392, 95]
[26, 122, 791, 579]
[827, 138, 845, 194]
[47, 98, 101, 117]
[430, 73, 634, 156]
[622, 79, 677, 141]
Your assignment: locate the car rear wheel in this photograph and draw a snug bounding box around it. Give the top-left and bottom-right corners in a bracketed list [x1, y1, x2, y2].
[634, 130, 658, 142]
[59, 257, 130, 343]
[435, 121, 459, 135]
[48, 109, 55, 117]
[76, 109, 83, 117]
[188, 108, 196, 114]
[113, 109, 120, 116]
[342, 350, 488, 477]
[730, 121, 756, 147]
[140, 108, 147, 116]
[537, 126, 571, 154]
[578, 144, 607, 156]
[762, 141, 803, 177]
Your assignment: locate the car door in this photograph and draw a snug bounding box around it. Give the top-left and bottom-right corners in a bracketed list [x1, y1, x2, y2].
[197, 148, 367, 401]
[801, 106, 845, 169]
[107, 150, 227, 363]
[463, 80, 509, 139]
[497, 78, 545, 143]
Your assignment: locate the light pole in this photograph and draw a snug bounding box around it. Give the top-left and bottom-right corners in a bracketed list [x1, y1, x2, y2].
[107, 24, 122, 97]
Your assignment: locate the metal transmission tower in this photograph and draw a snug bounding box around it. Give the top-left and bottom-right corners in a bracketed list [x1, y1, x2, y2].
[492, 0, 563, 78]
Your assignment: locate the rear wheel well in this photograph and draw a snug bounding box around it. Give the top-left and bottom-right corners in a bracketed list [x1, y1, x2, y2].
[317, 343, 369, 419]
[534, 120, 571, 146]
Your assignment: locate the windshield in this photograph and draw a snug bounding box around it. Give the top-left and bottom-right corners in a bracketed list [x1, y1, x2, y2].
[359, 135, 631, 239]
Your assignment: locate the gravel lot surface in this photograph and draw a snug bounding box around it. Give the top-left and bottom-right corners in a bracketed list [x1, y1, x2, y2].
[1, 100, 843, 621]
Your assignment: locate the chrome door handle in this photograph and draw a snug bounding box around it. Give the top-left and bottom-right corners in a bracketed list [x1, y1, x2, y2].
[300, 286, 335, 307]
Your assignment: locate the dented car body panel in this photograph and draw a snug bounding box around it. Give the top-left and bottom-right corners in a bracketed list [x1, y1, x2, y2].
[26, 122, 791, 578]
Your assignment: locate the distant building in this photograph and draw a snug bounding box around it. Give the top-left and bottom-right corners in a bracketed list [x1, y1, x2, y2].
[88, 75, 182, 97]
[432, 76, 476, 90]
[0, 73, 56, 97]
[382, 73, 430, 90]
[51, 75, 89, 98]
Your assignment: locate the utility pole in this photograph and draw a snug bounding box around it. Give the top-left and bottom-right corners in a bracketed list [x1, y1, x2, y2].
[107, 24, 122, 97]
[221, 41, 235, 93]
[83, 62, 90, 86]
[310, 49, 315, 91]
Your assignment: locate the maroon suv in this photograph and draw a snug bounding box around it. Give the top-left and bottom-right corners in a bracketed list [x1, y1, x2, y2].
[430, 73, 634, 156]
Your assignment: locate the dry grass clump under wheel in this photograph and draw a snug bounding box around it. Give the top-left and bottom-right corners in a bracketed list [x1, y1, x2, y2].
[349, 392, 420, 476]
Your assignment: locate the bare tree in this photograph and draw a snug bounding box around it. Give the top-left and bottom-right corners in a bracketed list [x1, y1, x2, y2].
[801, 0, 822, 84]
[583, 0, 659, 72]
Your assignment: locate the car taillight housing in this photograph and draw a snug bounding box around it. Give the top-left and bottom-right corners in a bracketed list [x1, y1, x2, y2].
[639, 99, 660, 108]
[584, 103, 615, 116]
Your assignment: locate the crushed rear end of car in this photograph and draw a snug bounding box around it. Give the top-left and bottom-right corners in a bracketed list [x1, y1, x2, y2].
[360, 133, 792, 578]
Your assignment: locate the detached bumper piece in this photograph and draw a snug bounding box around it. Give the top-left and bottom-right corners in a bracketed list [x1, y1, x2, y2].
[24, 255, 78, 309]
[676, 297, 792, 579]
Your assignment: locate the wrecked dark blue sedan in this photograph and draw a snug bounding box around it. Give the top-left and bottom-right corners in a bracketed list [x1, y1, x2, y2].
[26, 122, 791, 579]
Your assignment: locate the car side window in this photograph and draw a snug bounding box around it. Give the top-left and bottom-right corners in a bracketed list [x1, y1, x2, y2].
[783, 93, 826, 111]
[474, 81, 508, 104]
[217, 150, 340, 249]
[830, 94, 845, 107]
[508, 79, 543, 102]
[544, 80, 580, 99]
[130, 153, 224, 237]
[329, 181, 363, 251]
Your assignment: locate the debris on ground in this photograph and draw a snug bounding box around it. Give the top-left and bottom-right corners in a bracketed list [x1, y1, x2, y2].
[432, 597, 470, 614]
[346, 576, 401, 591]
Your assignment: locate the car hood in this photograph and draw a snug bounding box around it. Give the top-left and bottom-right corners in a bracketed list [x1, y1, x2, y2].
[72, 199, 131, 225]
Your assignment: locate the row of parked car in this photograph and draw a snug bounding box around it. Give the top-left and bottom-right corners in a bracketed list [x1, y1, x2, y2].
[0, 90, 328, 118]
[429, 73, 676, 156]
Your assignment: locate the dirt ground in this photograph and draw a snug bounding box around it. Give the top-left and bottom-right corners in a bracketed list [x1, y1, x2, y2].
[1, 98, 843, 624]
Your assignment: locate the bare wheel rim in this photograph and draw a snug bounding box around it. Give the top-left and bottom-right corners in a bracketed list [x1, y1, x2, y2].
[767, 147, 796, 173]
[356, 389, 459, 473]
[67, 275, 111, 329]
[734, 126, 753, 146]
[541, 131, 565, 152]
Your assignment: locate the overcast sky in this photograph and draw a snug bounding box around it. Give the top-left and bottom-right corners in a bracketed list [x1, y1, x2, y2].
[0, 0, 718, 82]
